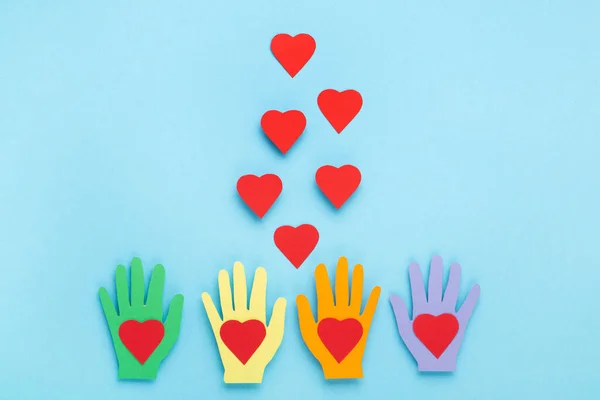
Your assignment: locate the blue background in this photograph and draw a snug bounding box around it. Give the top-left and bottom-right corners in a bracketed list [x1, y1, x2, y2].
[1, 0, 599, 399]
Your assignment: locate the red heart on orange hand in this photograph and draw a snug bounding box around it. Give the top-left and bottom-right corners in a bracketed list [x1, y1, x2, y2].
[261, 110, 307, 154]
[273, 224, 319, 268]
[119, 320, 165, 364]
[271, 33, 316, 78]
[237, 174, 282, 218]
[318, 89, 363, 133]
[220, 319, 267, 364]
[317, 318, 363, 363]
[316, 165, 361, 209]
[413, 313, 459, 358]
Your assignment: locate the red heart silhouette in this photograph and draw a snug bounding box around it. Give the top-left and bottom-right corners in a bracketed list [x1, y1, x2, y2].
[315, 165, 361, 209]
[220, 319, 267, 364]
[261, 110, 307, 154]
[413, 314, 459, 358]
[317, 89, 363, 133]
[271, 33, 316, 78]
[273, 224, 319, 268]
[237, 174, 282, 218]
[317, 318, 363, 363]
[119, 320, 165, 364]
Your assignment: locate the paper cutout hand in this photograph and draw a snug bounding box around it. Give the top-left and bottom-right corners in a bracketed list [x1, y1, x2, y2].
[297, 256, 381, 379]
[202, 262, 286, 384]
[389, 256, 480, 372]
[98, 258, 184, 380]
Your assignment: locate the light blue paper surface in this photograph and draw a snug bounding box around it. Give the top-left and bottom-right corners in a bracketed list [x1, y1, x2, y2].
[1, 1, 599, 399]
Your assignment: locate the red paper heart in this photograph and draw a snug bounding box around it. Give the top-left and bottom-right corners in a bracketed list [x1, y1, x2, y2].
[315, 165, 361, 209]
[220, 319, 267, 364]
[119, 320, 165, 364]
[237, 174, 282, 218]
[317, 318, 363, 363]
[317, 89, 363, 133]
[261, 110, 306, 154]
[273, 224, 319, 268]
[270, 33, 316, 78]
[413, 314, 459, 358]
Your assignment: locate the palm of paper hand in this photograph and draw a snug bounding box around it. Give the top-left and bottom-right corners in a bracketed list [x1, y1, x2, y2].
[390, 256, 480, 372]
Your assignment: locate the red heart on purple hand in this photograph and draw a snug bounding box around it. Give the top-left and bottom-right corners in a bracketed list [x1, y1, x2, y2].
[413, 313, 459, 358]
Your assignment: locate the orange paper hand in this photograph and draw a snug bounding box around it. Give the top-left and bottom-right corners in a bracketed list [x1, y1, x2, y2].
[297, 256, 381, 379]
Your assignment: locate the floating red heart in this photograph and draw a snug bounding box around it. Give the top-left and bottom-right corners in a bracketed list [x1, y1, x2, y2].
[119, 320, 165, 364]
[237, 174, 282, 218]
[273, 224, 319, 268]
[317, 318, 363, 363]
[220, 319, 267, 364]
[315, 165, 361, 209]
[261, 110, 307, 154]
[270, 33, 316, 78]
[317, 89, 363, 133]
[413, 313, 459, 358]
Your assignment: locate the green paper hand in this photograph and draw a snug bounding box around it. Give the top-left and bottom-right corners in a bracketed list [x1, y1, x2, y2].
[98, 257, 184, 380]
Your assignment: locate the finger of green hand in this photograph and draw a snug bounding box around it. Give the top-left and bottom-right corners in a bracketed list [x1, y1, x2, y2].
[99, 287, 118, 323]
[162, 294, 184, 344]
[146, 264, 165, 310]
[151, 294, 184, 362]
[115, 264, 130, 315]
[130, 258, 145, 308]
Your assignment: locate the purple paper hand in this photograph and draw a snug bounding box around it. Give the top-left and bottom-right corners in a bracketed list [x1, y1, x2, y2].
[389, 256, 480, 372]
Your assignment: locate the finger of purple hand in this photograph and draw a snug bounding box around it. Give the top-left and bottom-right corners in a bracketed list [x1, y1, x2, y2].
[457, 284, 480, 323]
[389, 294, 411, 329]
[442, 262, 461, 310]
[390, 295, 423, 355]
[427, 255, 444, 304]
[408, 262, 427, 314]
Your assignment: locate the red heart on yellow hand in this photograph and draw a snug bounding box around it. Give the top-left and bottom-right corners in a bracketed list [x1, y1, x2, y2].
[220, 319, 267, 364]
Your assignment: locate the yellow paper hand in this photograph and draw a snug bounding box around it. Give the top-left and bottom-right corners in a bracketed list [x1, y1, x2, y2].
[297, 256, 381, 379]
[202, 262, 286, 384]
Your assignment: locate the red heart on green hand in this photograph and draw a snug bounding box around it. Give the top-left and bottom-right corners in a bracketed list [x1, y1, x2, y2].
[119, 320, 165, 364]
